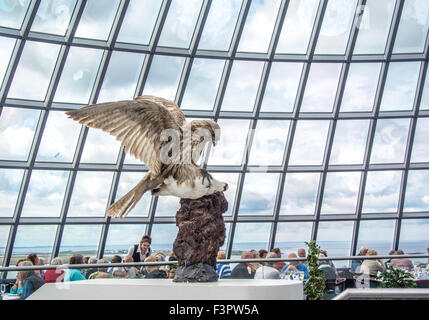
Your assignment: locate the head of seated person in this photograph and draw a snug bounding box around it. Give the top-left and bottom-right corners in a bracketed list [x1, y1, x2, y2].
[111, 255, 122, 264]
[144, 256, 159, 273]
[96, 259, 109, 273]
[69, 254, 84, 267]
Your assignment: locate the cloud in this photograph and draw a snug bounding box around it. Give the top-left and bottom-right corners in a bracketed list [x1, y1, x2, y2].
[237, 0, 282, 53]
[330, 119, 370, 165]
[362, 170, 402, 213]
[0, 169, 24, 217]
[353, 0, 396, 54]
[8, 41, 60, 101]
[80, 128, 122, 163]
[143, 55, 185, 101]
[116, 0, 162, 45]
[410, 118, 429, 162]
[380, 62, 421, 111]
[321, 172, 361, 214]
[0, 107, 40, 161]
[280, 173, 321, 215]
[67, 171, 114, 217]
[54, 46, 103, 104]
[181, 58, 225, 111]
[36, 111, 81, 162]
[74, 0, 120, 40]
[158, 0, 203, 48]
[288, 120, 330, 165]
[341, 62, 381, 112]
[198, 0, 242, 50]
[248, 120, 290, 165]
[232, 222, 272, 244]
[260, 62, 303, 112]
[21, 170, 69, 217]
[221, 60, 264, 112]
[370, 118, 410, 164]
[403, 170, 429, 212]
[276, 0, 319, 53]
[300, 63, 342, 112]
[0, 36, 15, 83]
[239, 173, 279, 215]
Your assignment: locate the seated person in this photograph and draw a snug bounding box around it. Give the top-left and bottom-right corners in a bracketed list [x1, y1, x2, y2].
[281, 253, 309, 279]
[298, 248, 307, 266]
[216, 251, 232, 279]
[351, 246, 368, 272]
[89, 259, 113, 280]
[318, 253, 338, 281]
[230, 251, 256, 279]
[319, 250, 339, 277]
[259, 249, 268, 259]
[271, 248, 286, 272]
[122, 255, 142, 278]
[389, 249, 414, 271]
[167, 255, 178, 279]
[359, 250, 385, 279]
[64, 254, 86, 282]
[10, 259, 27, 295]
[17, 260, 45, 299]
[254, 252, 280, 279]
[144, 256, 167, 279]
[84, 257, 98, 279]
[43, 257, 65, 283]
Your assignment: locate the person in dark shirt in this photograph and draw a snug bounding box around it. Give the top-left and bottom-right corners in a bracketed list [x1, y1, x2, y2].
[17, 261, 45, 299]
[230, 251, 256, 279]
[144, 256, 167, 279]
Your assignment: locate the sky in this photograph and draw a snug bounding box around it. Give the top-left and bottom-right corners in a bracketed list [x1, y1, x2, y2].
[0, 0, 429, 257]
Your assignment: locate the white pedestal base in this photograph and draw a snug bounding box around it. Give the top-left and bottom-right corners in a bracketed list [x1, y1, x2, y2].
[28, 279, 303, 300]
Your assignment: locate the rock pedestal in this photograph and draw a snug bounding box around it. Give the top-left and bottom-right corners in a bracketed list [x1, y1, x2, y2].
[173, 192, 228, 282]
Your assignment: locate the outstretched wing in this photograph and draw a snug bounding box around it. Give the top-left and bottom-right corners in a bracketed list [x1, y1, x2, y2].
[66, 99, 182, 177]
[136, 95, 186, 128]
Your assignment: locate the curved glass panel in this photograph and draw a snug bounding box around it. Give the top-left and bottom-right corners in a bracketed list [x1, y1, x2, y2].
[54, 46, 103, 104]
[0, 226, 10, 265]
[67, 171, 114, 217]
[21, 170, 69, 217]
[357, 220, 395, 255]
[237, 0, 281, 53]
[74, 0, 120, 40]
[238, 173, 279, 216]
[157, 0, 203, 49]
[362, 170, 402, 213]
[276, 0, 320, 54]
[0, 37, 16, 85]
[0, 107, 40, 161]
[58, 224, 102, 259]
[410, 118, 429, 163]
[0, 0, 31, 30]
[353, 0, 396, 55]
[260, 62, 303, 113]
[8, 41, 60, 101]
[280, 172, 321, 216]
[321, 171, 361, 215]
[399, 219, 429, 264]
[340, 62, 382, 112]
[116, 0, 162, 45]
[0, 169, 24, 217]
[393, 0, 429, 54]
[288, 120, 330, 166]
[198, 0, 242, 51]
[36, 110, 81, 162]
[403, 170, 429, 212]
[104, 224, 147, 259]
[274, 222, 313, 255]
[181, 58, 225, 111]
[231, 222, 272, 259]
[31, 0, 77, 36]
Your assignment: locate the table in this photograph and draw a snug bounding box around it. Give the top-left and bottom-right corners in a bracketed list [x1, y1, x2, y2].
[1, 293, 21, 300]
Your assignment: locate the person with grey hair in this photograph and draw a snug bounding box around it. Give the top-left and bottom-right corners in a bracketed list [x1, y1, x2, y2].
[254, 252, 281, 279]
[17, 260, 45, 299]
[43, 257, 65, 283]
[88, 259, 113, 279]
[85, 257, 98, 279]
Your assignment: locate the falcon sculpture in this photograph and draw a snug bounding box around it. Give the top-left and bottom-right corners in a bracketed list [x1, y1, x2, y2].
[66, 95, 228, 218]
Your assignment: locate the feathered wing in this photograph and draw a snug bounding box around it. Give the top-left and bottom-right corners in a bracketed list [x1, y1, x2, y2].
[135, 95, 186, 127]
[65, 98, 182, 178]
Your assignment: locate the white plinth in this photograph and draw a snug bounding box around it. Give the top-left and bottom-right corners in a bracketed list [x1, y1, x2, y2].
[27, 279, 303, 300]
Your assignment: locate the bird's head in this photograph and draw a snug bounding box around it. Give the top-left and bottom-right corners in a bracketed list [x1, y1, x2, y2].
[189, 120, 220, 146]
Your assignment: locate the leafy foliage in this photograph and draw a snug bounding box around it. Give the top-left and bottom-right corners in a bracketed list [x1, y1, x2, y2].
[304, 240, 326, 300]
[376, 266, 417, 288]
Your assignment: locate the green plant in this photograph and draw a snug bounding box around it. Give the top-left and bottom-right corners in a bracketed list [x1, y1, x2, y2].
[376, 266, 417, 288]
[304, 240, 326, 300]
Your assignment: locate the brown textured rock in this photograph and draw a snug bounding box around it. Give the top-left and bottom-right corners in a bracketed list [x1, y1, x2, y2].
[173, 192, 228, 282]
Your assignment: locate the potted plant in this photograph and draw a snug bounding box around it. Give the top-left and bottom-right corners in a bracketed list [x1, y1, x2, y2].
[376, 266, 417, 288]
[304, 240, 326, 300]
